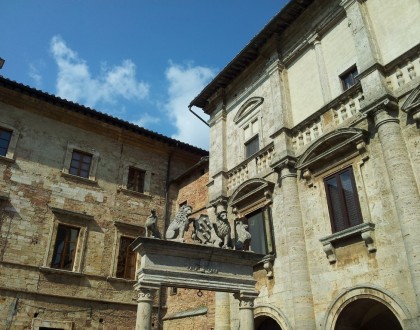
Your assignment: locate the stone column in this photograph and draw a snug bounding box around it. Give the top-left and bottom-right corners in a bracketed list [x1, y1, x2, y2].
[214, 292, 231, 330]
[372, 100, 420, 308]
[273, 159, 316, 329]
[135, 286, 157, 330]
[234, 291, 258, 330]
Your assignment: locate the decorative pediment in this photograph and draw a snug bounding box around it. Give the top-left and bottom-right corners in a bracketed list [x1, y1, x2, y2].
[229, 178, 274, 216]
[402, 84, 420, 124]
[402, 84, 420, 113]
[296, 128, 367, 171]
[234, 97, 264, 123]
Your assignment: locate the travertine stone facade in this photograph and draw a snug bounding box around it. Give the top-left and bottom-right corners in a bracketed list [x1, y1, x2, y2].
[190, 0, 420, 328]
[0, 79, 207, 329]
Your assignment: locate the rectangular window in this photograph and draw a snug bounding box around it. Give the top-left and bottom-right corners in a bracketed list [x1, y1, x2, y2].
[0, 128, 12, 157]
[51, 224, 80, 270]
[324, 167, 363, 233]
[245, 135, 259, 158]
[116, 236, 136, 280]
[340, 66, 358, 91]
[127, 167, 146, 193]
[239, 207, 273, 255]
[69, 150, 92, 178]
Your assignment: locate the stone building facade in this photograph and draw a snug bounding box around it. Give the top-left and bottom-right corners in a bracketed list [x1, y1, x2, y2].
[189, 0, 420, 329]
[0, 77, 207, 329]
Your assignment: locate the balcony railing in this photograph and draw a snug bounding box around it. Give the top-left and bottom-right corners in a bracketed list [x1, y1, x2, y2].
[227, 143, 274, 192]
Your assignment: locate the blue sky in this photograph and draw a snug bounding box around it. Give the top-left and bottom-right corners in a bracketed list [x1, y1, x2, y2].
[1, 1, 288, 150]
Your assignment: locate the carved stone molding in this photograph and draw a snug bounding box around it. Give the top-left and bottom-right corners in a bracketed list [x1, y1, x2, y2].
[234, 291, 259, 309]
[320, 222, 376, 264]
[135, 286, 158, 303]
[296, 128, 368, 186]
[234, 97, 264, 124]
[401, 84, 420, 125]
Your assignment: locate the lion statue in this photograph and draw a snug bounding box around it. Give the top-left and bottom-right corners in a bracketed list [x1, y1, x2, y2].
[165, 205, 193, 242]
[235, 220, 251, 251]
[145, 209, 160, 238]
[213, 211, 231, 248]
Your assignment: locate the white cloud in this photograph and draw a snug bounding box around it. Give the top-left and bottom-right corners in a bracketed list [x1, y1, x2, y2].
[49, 35, 149, 109]
[133, 113, 161, 128]
[28, 61, 44, 87]
[165, 62, 215, 150]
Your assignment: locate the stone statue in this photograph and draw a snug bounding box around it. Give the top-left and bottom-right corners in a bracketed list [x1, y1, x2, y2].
[165, 205, 193, 242]
[213, 211, 231, 248]
[191, 214, 212, 245]
[145, 209, 160, 238]
[235, 221, 251, 251]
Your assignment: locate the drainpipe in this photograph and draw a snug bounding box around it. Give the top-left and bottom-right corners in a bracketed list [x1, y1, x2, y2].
[189, 106, 209, 127]
[158, 147, 174, 330]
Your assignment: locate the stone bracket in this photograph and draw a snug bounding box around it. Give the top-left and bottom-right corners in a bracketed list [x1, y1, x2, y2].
[320, 222, 376, 264]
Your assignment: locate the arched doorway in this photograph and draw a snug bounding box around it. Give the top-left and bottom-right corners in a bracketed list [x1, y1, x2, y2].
[335, 298, 402, 330]
[255, 316, 282, 330]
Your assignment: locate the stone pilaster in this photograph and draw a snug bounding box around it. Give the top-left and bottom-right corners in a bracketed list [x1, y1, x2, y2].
[214, 292, 231, 330]
[308, 33, 331, 103]
[370, 99, 420, 310]
[271, 158, 316, 329]
[340, 0, 390, 103]
[135, 286, 158, 330]
[208, 105, 228, 202]
[234, 291, 258, 330]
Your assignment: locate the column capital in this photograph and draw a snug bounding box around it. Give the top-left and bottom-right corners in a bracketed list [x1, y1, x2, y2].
[134, 284, 159, 303]
[362, 97, 399, 129]
[270, 155, 297, 179]
[234, 291, 259, 309]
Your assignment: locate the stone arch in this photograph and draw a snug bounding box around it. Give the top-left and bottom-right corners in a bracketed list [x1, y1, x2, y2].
[234, 96, 264, 124]
[296, 128, 367, 171]
[323, 284, 412, 330]
[229, 178, 274, 215]
[254, 304, 292, 330]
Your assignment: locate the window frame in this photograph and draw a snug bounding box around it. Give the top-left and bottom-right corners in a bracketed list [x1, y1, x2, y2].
[119, 163, 151, 197]
[116, 235, 137, 280]
[50, 224, 80, 271]
[126, 166, 146, 193]
[245, 134, 260, 159]
[242, 116, 261, 159]
[340, 65, 358, 91]
[235, 206, 274, 255]
[0, 122, 19, 162]
[110, 221, 144, 281]
[69, 149, 93, 179]
[43, 208, 91, 274]
[324, 166, 363, 233]
[61, 143, 99, 182]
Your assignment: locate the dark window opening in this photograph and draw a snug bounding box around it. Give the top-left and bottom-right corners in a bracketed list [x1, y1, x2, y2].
[51, 224, 80, 270]
[0, 128, 12, 157]
[239, 206, 273, 255]
[116, 236, 136, 280]
[127, 167, 146, 193]
[245, 135, 259, 158]
[69, 150, 92, 178]
[340, 66, 358, 91]
[324, 167, 363, 233]
[169, 287, 178, 295]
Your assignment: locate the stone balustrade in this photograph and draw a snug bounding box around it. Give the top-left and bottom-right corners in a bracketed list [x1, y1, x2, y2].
[292, 119, 323, 148]
[227, 164, 249, 192]
[386, 51, 420, 91]
[332, 88, 364, 125]
[227, 144, 274, 192]
[256, 145, 274, 174]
